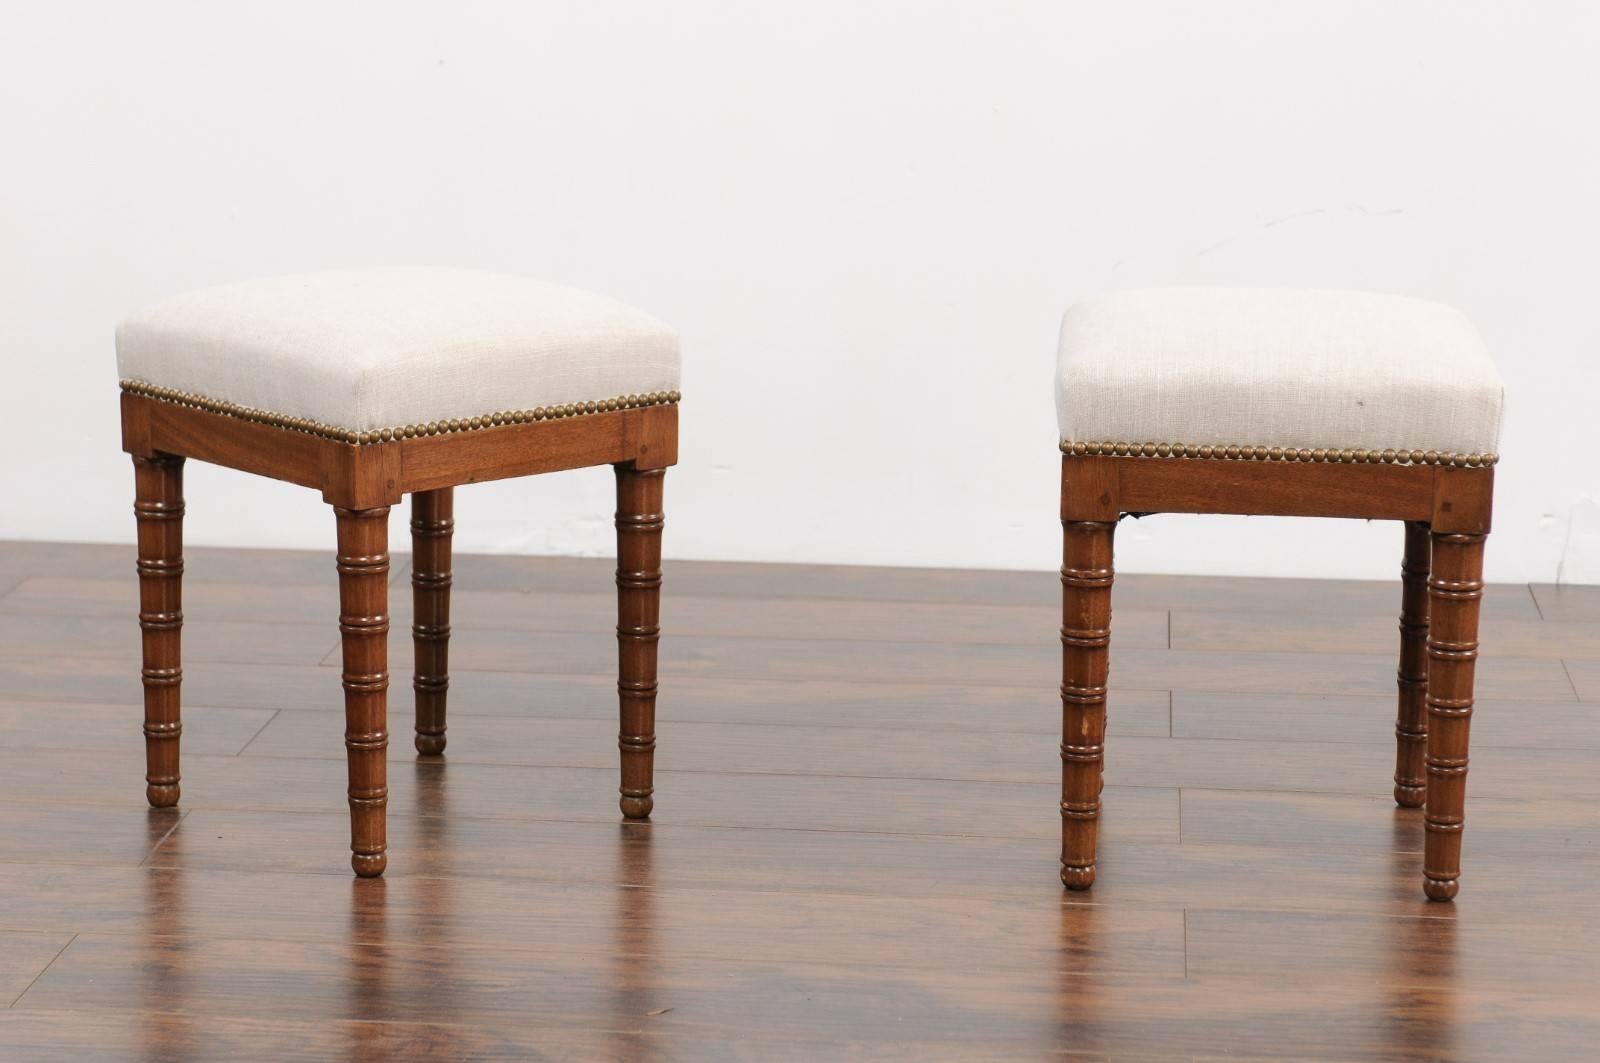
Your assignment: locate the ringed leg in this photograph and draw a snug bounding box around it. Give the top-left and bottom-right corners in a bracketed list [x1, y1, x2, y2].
[1061, 519, 1115, 890]
[1393, 521, 1431, 808]
[411, 488, 454, 756]
[336, 506, 391, 878]
[134, 455, 185, 808]
[1422, 530, 1486, 901]
[615, 464, 665, 820]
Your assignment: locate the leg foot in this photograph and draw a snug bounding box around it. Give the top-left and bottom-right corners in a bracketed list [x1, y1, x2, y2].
[1423, 875, 1459, 902]
[146, 783, 181, 808]
[615, 464, 664, 822]
[1394, 785, 1426, 809]
[337, 506, 391, 879]
[1060, 519, 1114, 892]
[352, 851, 388, 878]
[1061, 864, 1096, 890]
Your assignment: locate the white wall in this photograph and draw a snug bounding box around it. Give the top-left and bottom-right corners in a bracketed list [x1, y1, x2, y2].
[3, 2, 1596, 582]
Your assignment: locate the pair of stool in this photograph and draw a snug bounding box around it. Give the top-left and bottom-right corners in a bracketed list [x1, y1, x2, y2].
[117, 271, 1502, 900]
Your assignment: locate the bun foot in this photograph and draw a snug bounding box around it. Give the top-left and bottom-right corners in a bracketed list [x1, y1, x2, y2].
[415, 732, 447, 756]
[1061, 864, 1096, 890]
[1393, 784, 1425, 809]
[352, 851, 387, 878]
[620, 794, 653, 820]
[147, 783, 180, 808]
[1423, 875, 1458, 902]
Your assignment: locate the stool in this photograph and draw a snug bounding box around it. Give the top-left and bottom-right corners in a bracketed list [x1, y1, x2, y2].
[1054, 288, 1503, 901]
[117, 267, 680, 877]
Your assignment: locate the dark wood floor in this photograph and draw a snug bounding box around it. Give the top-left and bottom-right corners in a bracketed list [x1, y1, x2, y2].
[0, 538, 1596, 1061]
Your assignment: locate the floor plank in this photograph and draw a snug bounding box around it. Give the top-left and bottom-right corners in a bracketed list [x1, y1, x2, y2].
[1530, 582, 1600, 623]
[0, 540, 363, 588]
[12, 932, 1190, 1052]
[0, 643, 1572, 713]
[150, 808, 1173, 892]
[0, 747, 1180, 841]
[1173, 609, 1600, 660]
[232, 710, 1600, 800]
[1185, 907, 1600, 994]
[237, 709, 1169, 777]
[1179, 788, 1600, 859]
[437, 553, 1543, 619]
[0, 575, 1170, 649]
[13, 978, 1588, 1061]
[0, 660, 1168, 734]
[0, 614, 338, 667]
[0, 1011, 684, 1063]
[332, 635, 1574, 700]
[440, 554, 1067, 606]
[1025, 842, 1600, 925]
[0, 865, 1188, 977]
[35, 918, 1592, 1061]
[0, 805, 183, 868]
[151, 794, 1599, 897]
[0, 701, 273, 756]
[0, 931, 74, 1008]
[1171, 690, 1600, 748]
[0, 541, 1544, 616]
[1563, 658, 1600, 701]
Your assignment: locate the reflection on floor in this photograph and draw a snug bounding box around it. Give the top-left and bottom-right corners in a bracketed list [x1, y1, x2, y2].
[0, 539, 1596, 1060]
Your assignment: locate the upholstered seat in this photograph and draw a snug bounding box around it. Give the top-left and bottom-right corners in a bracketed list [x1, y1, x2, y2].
[1056, 288, 1504, 464]
[1051, 286, 1504, 903]
[117, 267, 681, 443]
[117, 266, 680, 878]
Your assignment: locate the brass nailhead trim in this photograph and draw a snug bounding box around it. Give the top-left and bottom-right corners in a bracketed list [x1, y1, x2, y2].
[1059, 439, 1497, 468]
[122, 380, 681, 446]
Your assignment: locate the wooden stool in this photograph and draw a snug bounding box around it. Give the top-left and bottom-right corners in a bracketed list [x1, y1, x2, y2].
[1054, 289, 1504, 901]
[117, 268, 680, 877]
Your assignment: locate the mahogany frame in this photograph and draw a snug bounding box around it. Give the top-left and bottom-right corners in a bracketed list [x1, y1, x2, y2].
[124, 392, 677, 877]
[1059, 454, 1493, 902]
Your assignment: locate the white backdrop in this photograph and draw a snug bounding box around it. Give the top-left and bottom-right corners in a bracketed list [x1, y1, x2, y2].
[3, 2, 1596, 582]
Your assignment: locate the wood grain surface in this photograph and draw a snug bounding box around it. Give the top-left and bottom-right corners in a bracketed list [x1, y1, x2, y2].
[0, 540, 1595, 1060]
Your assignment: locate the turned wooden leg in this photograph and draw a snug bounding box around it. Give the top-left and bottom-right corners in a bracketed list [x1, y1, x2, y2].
[615, 464, 664, 820]
[134, 455, 185, 808]
[1423, 530, 1486, 901]
[336, 506, 390, 878]
[411, 489, 453, 756]
[1393, 521, 1431, 808]
[1060, 519, 1114, 890]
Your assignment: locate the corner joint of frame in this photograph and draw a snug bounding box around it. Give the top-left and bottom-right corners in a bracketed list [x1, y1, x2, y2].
[321, 439, 404, 509]
[1060, 454, 1122, 522]
[1430, 465, 1495, 535]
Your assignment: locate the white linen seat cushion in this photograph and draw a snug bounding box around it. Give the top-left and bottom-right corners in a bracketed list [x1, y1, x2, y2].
[116, 267, 680, 438]
[1056, 288, 1504, 461]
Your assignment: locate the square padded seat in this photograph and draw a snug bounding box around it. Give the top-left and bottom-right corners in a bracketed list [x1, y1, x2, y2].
[117, 266, 680, 441]
[117, 267, 679, 879]
[1050, 286, 1505, 904]
[1056, 288, 1503, 463]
